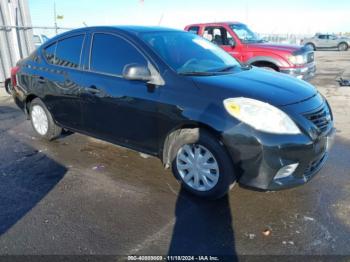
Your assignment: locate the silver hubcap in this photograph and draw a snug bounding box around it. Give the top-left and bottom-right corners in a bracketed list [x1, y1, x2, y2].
[31, 105, 48, 135]
[176, 144, 220, 191]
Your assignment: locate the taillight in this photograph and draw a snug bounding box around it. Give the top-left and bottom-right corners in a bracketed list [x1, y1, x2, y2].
[11, 66, 20, 87]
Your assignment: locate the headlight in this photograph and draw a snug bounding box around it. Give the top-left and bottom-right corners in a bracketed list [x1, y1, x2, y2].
[288, 54, 306, 65]
[223, 97, 301, 134]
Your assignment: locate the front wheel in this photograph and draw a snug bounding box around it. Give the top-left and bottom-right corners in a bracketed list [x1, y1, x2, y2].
[338, 43, 348, 51]
[305, 43, 316, 51]
[30, 98, 62, 141]
[170, 128, 236, 199]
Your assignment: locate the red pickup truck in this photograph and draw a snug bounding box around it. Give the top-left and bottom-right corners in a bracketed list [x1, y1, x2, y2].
[185, 22, 316, 80]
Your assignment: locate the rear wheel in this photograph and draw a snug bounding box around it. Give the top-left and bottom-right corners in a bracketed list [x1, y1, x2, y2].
[170, 128, 236, 199]
[338, 42, 348, 51]
[30, 98, 62, 141]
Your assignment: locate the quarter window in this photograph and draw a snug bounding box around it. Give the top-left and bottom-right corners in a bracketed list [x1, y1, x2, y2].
[44, 42, 57, 64]
[55, 35, 85, 68]
[90, 33, 147, 76]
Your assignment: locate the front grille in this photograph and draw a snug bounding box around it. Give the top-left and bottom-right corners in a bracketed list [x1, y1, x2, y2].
[307, 52, 315, 63]
[304, 104, 332, 134]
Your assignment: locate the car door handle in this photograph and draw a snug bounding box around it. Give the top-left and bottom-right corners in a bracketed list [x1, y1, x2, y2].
[85, 85, 101, 94]
[38, 76, 46, 84]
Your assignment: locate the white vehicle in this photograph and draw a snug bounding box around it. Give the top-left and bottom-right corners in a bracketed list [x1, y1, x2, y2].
[33, 34, 50, 48]
[301, 34, 350, 51]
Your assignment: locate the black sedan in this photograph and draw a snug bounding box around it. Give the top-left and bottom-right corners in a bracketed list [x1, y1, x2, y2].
[10, 26, 335, 199]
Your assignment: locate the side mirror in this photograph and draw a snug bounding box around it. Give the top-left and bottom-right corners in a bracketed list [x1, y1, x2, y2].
[228, 39, 235, 47]
[123, 64, 152, 82]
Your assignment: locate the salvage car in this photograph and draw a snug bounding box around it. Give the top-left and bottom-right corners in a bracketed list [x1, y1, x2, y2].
[185, 22, 316, 80]
[301, 34, 349, 51]
[10, 26, 335, 199]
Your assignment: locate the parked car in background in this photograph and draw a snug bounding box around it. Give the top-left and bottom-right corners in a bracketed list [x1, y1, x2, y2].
[33, 34, 49, 48]
[185, 22, 316, 80]
[10, 26, 334, 199]
[301, 34, 350, 51]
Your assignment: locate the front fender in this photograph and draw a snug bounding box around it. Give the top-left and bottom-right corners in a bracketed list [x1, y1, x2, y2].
[247, 55, 290, 68]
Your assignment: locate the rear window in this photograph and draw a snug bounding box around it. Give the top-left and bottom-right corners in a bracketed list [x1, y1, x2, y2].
[43, 34, 84, 68]
[55, 35, 85, 68]
[188, 26, 200, 34]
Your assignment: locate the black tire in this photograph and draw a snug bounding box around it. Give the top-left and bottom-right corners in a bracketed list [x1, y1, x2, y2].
[305, 43, 316, 51]
[338, 42, 348, 51]
[4, 78, 12, 95]
[29, 98, 62, 141]
[169, 128, 236, 199]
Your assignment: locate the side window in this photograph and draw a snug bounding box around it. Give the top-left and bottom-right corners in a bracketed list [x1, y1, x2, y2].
[188, 26, 199, 34]
[318, 35, 327, 40]
[203, 27, 232, 46]
[90, 33, 147, 76]
[43, 42, 57, 65]
[55, 35, 84, 68]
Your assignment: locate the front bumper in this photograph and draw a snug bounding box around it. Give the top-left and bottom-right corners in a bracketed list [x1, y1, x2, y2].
[280, 62, 316, 81]
[222, 122, 335, 191]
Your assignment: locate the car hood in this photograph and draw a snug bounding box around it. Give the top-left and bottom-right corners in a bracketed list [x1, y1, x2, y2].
[246, 42, 302, 54]
[192, 67, 317, 106]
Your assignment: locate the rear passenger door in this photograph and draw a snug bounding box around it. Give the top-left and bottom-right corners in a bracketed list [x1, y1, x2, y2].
[40, 34, 85, 130]
[328, 35, 339, 48]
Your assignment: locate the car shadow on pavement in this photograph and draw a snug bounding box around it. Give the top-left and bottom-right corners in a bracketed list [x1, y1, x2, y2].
[0, 105, 67, 236]
[168, 187, 237, 258]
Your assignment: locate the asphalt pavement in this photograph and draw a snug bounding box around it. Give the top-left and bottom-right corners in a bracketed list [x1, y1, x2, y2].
[0, 51, 349, 260]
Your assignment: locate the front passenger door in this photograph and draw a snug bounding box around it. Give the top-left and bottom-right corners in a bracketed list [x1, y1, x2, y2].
[316, 35, 328, 48]
[79, 33, 161, 153]
[204, 26, 241, 60]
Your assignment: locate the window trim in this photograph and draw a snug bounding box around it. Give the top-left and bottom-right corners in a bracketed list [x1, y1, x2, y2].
[42, 33, 86, 70]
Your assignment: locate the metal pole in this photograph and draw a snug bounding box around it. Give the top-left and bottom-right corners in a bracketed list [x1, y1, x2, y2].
[54, 0, 57, 35]
[15, 7, 23, 59]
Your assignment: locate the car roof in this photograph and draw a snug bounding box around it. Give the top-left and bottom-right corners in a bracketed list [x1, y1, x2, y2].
[186, 21, 244, 27]
[49, 25, 182, 41]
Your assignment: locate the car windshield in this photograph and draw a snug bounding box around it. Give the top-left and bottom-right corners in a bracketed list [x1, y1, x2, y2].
[140, 31, 240, 75]
[230, 24, 264, 43]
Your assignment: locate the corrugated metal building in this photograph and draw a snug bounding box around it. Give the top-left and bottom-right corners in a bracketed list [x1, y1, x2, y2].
[0, 0, 34, 83]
